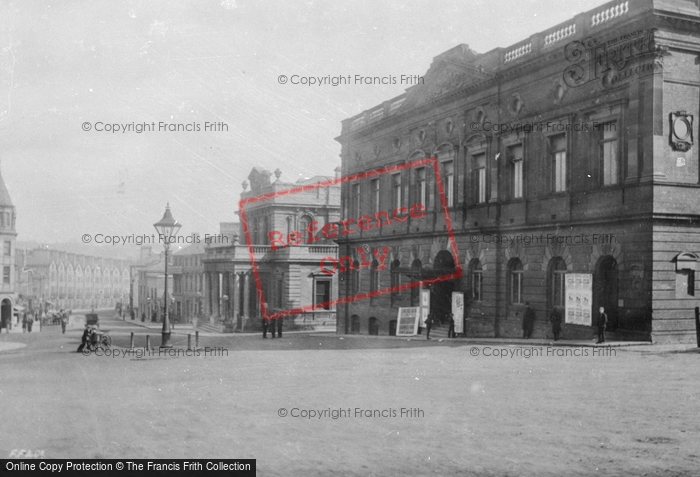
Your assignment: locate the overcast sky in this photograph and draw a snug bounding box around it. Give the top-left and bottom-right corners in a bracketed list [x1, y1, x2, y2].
[0, 0, 610, 246]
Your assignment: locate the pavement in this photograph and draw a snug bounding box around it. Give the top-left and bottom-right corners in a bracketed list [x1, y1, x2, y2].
[321, 333, 653, 348]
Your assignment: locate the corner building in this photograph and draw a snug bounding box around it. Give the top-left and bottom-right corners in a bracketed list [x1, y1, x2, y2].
[336, 0, 700, 343]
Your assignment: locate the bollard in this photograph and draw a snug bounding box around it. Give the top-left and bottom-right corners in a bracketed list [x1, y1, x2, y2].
[195, 331, 199, 349]
[188, 334, 192, 351]
[130, 332, 134, 349]
[146, 335, 151, 350]
[695, 306, 700, 349]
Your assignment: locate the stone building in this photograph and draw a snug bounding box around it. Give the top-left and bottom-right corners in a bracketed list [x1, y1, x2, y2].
[17, 246, 131, 313]
[336, 0, 700, 343]
[0, 162, 16, 330]
[202, 167, 340, 332]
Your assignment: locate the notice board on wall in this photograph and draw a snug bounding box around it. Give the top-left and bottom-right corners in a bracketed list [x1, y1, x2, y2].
[564, 273, 592, 326]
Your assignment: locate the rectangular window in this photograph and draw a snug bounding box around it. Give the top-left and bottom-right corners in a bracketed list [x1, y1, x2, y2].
[553, 271, 566, 307]
[392, 173, 402, 209]
[416, 168, 427, 207]
[441, 161, 454, 207]
[551, 135, 567, 192]
[473, 153, 486, 204]
[472, 270, 482, 301]
[351, 183, 361, 217]
[511, 271, 523, 304]
[2, 241, 9, 256]
[3, 266, 10, 285]
[509, 145, 524, 199]
[315, 280, 331, 309]
[600, 121, 618, 186]
[371, 178, 380, 214]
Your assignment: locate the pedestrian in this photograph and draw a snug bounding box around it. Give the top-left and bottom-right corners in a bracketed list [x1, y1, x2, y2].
[549, 308, 562, 341]
[77, 325, 91, 353]
[22, 314, 27, 333]
[61, 313, 67, 334]
[270, 318, 276, 338]
[522, 302, 535, 339]
[447, 313, 455, 338]
[425, 313, 434, 340]
[597, 306, 608, 344]
[141, 312, 146, 322]
[277, 316, 283, 338]
[27, 314, 33, 333]
[262, 317, 269, 339]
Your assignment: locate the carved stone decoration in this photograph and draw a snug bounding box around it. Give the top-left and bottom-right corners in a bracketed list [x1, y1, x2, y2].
[670, 111, 693, 152]
[551, 80, 566, 105]
[509, 93, 524, 117]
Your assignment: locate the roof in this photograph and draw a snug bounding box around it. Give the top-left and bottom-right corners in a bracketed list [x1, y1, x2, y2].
[0, 162, 14, 207]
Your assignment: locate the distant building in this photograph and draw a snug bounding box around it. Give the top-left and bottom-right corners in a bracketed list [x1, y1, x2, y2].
[172, 239, 207, 323]
[16, 246, 132, 313]
[336, 0, 700, 343]
[202, 167, 341, 331]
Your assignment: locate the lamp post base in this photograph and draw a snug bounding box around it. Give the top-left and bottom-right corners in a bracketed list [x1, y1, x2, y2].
[160, 332, 173, 349]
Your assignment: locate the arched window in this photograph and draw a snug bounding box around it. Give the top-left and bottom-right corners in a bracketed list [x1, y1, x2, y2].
[469, 259, 483, 302]
[549, 257, 567, 309]
[351, 314, 360, 333]
[508, 258, 524, 304]
[368, 317, 379, 335]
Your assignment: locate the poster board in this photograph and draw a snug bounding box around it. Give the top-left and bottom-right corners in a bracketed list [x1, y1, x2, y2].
[451, 292, 464, 334]
[419, 290, 430, 326]
[564, 273, 592, 326]
[396, 307, 420, 336]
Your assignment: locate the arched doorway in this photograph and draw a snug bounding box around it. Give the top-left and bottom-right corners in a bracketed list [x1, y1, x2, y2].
[1, 298, 12, 331]
[430, 250, 456, 324]
[594, 256, 618, 330]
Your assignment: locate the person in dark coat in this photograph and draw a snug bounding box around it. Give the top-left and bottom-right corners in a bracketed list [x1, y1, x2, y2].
[522, 302, 535, 339]
[61, 313, 67, 334]
[270, 318, 276, 338]
[262, 317, 269, 338]
[597, 307, 608, 344]
[27, 314, 33, 333]
[22, 314, 27, 332]
[425, 313, 434, 340]
[447, 313, 455, 338]
[550, 308, 562, 341]
[277, 316, 283, 338]
[77, 326, 92, 352]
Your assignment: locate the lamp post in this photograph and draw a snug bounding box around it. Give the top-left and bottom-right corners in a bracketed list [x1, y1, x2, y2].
[153, 203, 182, 348]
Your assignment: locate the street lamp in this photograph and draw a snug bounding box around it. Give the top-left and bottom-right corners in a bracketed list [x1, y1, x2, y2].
[153, 203, 182, 348]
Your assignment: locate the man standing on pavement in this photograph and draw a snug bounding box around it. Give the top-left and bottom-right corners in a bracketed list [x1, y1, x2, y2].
[277, 316, 283, 338]
[425, 313, 434, 340]
[522, 302, 535, 339]
[597, 306, 608, 344]
[447, 313, 455, 338]
[262, 316, 269, 338]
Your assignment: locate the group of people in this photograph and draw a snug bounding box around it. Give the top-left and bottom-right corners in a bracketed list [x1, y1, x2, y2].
[262, 317, 283, 339]
[423, 312, 458, 340]
[522, 302, 607, 343]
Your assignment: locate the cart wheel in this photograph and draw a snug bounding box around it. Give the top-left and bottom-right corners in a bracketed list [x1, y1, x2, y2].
[103, 335, 111, 349]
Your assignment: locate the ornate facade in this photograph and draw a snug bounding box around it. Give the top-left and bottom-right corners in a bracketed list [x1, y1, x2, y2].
[202, 167, 341, 332]
[336, 0, 700, 343]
